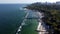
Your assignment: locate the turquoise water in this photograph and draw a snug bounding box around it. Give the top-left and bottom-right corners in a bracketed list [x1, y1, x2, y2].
[20, 11, 38, 34]
[21, 19, 38, 34]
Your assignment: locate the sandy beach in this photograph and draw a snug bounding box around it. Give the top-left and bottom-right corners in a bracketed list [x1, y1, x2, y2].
[36, 12, 47, 34]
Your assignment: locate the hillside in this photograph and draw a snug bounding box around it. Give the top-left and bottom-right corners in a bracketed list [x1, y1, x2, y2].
[25, 2, 60, 34]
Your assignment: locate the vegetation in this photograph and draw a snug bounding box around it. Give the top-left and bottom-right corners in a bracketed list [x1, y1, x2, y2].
[25, 2, 60, 34]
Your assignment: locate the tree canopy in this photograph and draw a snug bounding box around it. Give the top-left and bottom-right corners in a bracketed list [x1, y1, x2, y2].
[25, 2, 60, 34]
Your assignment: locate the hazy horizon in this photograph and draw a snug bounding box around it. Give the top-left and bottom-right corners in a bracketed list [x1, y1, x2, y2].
[0, 0, 60, 4]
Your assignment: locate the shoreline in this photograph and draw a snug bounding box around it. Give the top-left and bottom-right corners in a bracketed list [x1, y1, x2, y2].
[16, 10, 29, 34]
[20, 10, 38, 34]
[16, 9, 47, 34]
[36, 11, 48, 34]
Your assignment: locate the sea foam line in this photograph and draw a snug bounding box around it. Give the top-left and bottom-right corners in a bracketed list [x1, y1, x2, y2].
[16, 10, 29, 34]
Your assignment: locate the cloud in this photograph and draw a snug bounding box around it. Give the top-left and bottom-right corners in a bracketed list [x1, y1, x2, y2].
[0, 0, 38, 4]
[0, 0, 60, 3]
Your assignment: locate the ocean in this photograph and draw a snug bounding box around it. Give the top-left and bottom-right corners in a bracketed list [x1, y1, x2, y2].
[0, 4, 38, 34]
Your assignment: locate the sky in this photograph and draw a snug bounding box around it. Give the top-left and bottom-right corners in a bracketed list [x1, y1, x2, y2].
[0, 0, 60, 4]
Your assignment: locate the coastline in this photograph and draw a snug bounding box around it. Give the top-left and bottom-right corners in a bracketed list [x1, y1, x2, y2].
[36, 11, 48, 34]
[16, 10, 29, 34]
[21, 10, 38, 34]
[16, 8, 48, 34]
[16, 10, 38, 34]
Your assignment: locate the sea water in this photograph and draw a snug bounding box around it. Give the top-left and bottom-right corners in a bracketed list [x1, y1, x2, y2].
[0, 4, 38, 34]
[0, 4, 27, 34]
